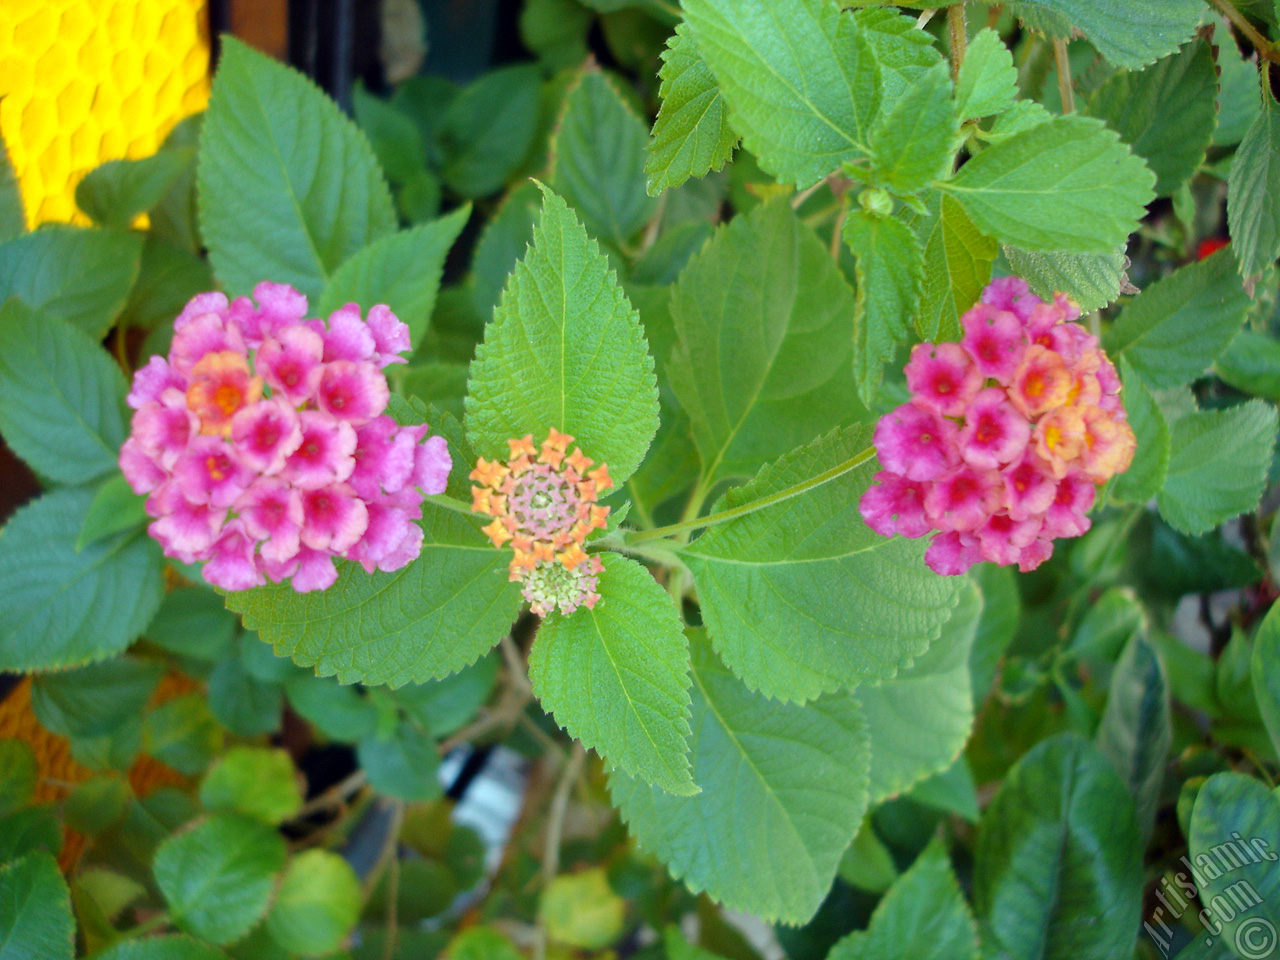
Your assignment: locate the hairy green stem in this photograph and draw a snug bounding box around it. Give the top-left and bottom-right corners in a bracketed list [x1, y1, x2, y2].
[628, 445, 876, 545]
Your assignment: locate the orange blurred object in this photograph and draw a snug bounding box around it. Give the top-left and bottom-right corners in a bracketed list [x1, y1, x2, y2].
[0, 0, 210, 227]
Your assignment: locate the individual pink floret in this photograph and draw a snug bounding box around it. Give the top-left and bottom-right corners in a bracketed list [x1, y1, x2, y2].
[925, 531, 981, 576]
[1042, 475, 1095, 539]
[290, 547, 340, 592]
[367, 304, 411, 367]
[1009, 345, 1072, 418]
[905, 342, 983, 417]
[236, 477, 303, 564]
[975, 513, 1042, 566]
[321, 304, 377, 363]
[131, 389, 197, 469]
[185, 351, 263, 437]
[127, 356, 187, 410]
[173, 292, 231, 332]
[120, 438, 166, 494]
[204, 520, 267, 591]
[874, 402, 959, 482]
[300, 483, 369, 553]
[147, 486, 225, 560]
[315, 360, 390, 425]
[240, 281, 309, 348]
[925, 464, 1003, 532]
[348, 499, 416, 573]
[172, 435, 255, 508]
[411, 434, 452, 496]
[282, 412, 358, 489]
[981, 276, 1038, 322]
[957, 387, 1031, 469]
[858, 470, 932, 539]
[170, 312, 247, 377]
[231, 397, 303, 475]
[1016, 537, 1054, 573]
[257, 324, 325, 405]
[1001, 451, 1059, 522]
[960, 304, 1026, 383]
[349, 416, 418, 498]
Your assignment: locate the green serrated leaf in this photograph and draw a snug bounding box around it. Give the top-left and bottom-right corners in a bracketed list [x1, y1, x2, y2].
[352, 84, 429, 186]
[1188, 774, 1280, 950]
[1085, 40, 1216, 197]
[32, 657, 162, 740]
[955, 29, 1018, 120]
[0, 807, 62, 863]
[154, 812, 287, 945]
[682, 0, 880, 187]
[198, 37, 396, 299]
[854, 8, 945, 100]
[669, 199, 862, 486]
[119, 236, 214, 335]
[609, 631, 870, 925]
[287, 675, 378, 742]
[1215, 329, 1280, 402]
[440, 65, 544, 199]
[521, 0, 593, 69]
[91, 936, 230, 960]
[226, 502, 523, 688]
[266, 849, 362, 956]
[646, 24, 738, 196]
[1013, 0, 1201, 69]
[1002, 246, 1126, 312]
[867, 63, 956, 195]
[0, 128, 24, 242]
[531, 554, 695, 795]
[1095, 633, 1170, 840]
[943, 115, 1155, 253]
[207, 652, 283, 738]
[466, 186, 658, 485]
[0, 487, 164, 672]
[76, 150, 192, 228]
[146, 587, 237, 661]
[1110, 360, 1169, 504]
[470, 180, 542, 318]
[77, 474, 148, 550]
[829, 840, 979, 960]
[0, 741, 36, 817]
[1229, 92, 1280, 280]
[913, 192, 997, 342]
[0, 852, 74, 960]
[143, 693, 222, 775]
[1213, 32, 1262, 147]
[1253, 603, 1280, 757]
[858, 580, 981, 808]
[1157, 399, 1277, 536]
[975, 734, 1144, 960]
[844, 210, 925, 406]
[552, 69, 657, 245]
[0, 224, 143, 339]
[1106, 249, 1250, 390]
[393, 653, 498, 739]
[200, 747, 301, 825]
[357, 718, 442, 801]
[0, 302, 128, 485]
[317, 205, 470, 349]
[683, 426, 961, 702]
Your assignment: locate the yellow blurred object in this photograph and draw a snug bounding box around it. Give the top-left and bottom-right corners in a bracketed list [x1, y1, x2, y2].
[0, 0, 210, 228]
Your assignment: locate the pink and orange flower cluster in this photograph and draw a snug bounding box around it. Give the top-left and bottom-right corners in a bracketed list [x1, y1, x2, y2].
[470, 430, 612, 615]
[119, 283, 451, 592]
[859, 277, 1135, 576]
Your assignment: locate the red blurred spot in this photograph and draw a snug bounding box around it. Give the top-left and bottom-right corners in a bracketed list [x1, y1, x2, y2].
[1197, 237, 1229, 260]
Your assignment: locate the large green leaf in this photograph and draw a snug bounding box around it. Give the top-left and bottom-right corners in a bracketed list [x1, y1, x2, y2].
[858, 580, 981, 807]
[265, 849, 362, 957]
[552, 69, 657, 246]
[683, 426, 961, 702]
[1094, 633, 1170, 840]
[92, 937, 230, 960]
[609, 632, 870, 924]
[844, 210, 924, 405]
[317, 205, 470, 348]
[198, 37, 396, 300]
[668, 199, 861, 487]
[828, 841, 979, 960]
[466, 187, 659, 486]
[1109, 360, 1169, 504]
[470, 180, 542, 317]
[1002, 246, 1126, 313]
[0, 488, 164, 672]
[439, 65, 544, 199]
[1105, 248, 1250, 390]
[942, 115, 1154, 253]
[1188, 774, 1280, 952]
[0, 852, 74, 960]
[199, 747, 301, 825]
[866, 62, 956, 195]
[974, 734, 1144, 960]
[1013, 0, 1201, 69]
[31, 658, 161, 739]
[913, 192, 997, 342]
[531, 555, 695, 796]
[0, 225, 142, 339]
[1156, 399, 1277, 536]
[0, 302, 128, 485]
[75, 150, 192, 229]
[646, 25, 737, 196]
[1216, 329, 1280, 403]
[357, 718, 442, 801]
[153, 812, 286, 945]
[681, 0, 880, 187]
[1085, 40, 1216, 197]
[1229, 92, 1280, 281]
[955, 29, 1018, 121]
[227, 502, 523, 687]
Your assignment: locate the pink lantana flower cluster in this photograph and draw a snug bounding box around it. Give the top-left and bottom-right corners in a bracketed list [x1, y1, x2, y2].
[119, 283, 451, 592]
[859, 277, 1136, 576]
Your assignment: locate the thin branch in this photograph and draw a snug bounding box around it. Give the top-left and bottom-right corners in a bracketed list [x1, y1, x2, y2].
[790, 180, 825, 209]
[947, 3, 967, 81]
[291, 769, 367, 820]
[1053, 39, 1075, 113]
[916, 8, 937, 30]
[501, 634, 533, 697]
[1210, 0, 1280, 64]
[830, 195, 850, 262]
[534, 743, 588, 960]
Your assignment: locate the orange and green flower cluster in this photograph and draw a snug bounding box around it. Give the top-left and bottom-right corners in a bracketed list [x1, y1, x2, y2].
[470, 429, 612, 615]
